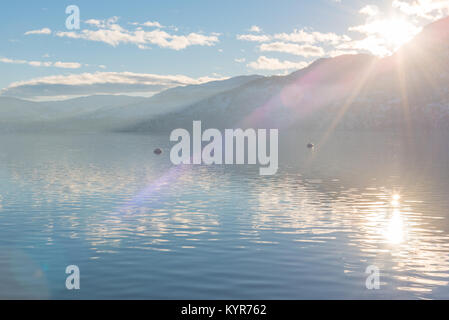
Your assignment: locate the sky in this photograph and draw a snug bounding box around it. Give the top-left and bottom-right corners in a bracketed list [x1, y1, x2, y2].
[0, 0, 448, 101]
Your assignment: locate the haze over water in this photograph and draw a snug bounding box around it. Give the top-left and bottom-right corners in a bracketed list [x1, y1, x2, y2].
[0, 131, 448, 299]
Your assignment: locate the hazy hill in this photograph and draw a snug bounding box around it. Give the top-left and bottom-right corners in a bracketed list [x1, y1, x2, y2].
[124, 17, 449, 133]
[1, 17, 449, 133]
[0, 75, 262, 132]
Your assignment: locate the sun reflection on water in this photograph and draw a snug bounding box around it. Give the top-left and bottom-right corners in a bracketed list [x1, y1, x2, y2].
[2, 134, 449, 299]
[384, 209, 404, 245]
[250, 176, 449, 297]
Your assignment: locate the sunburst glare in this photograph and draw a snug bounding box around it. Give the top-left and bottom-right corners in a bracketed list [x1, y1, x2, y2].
[384, 209, 405, 245]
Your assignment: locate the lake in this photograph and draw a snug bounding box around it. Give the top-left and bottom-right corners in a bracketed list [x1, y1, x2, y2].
[0, 131, 448, 299]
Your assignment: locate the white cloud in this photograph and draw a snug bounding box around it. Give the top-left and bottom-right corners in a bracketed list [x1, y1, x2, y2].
[348, 19, 420, 36]
[237, 0, 446, 62]
[359, 5, 380, 16]
[336, 37, 391, 57]
[249, 25, 262, 33]
[237, 27, 350, 61]
[141, 21, 164, 28]
[340, 1, 443, 57]
[0, 58, 27, 64]
[274, 29, 350, 45]
[260, 42, 325, 57]
[28, 61, 53, 67]
[85, 19, 102, 27]
[129, 20, 165, 28]
[347, 17, 422, 55]
[0, 57, 83, 69]
[53, 62, 83, 69]
[1, 72, 228, 99]
[392, 0, 449, 20]
[53, 17, 219, 50]
[327, 49, 359, 57]
[247, 56, 309, 71]
[272, 30, 313, 43]
[235, 58, 246, 63]
[24, 28, 52, 35]
[237, 34, 271, 42]
[237, 28, 350, 45]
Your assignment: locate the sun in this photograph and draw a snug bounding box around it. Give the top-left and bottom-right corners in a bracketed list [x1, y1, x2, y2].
[380, 18, 420, 50]
[352, 17, 422, 56]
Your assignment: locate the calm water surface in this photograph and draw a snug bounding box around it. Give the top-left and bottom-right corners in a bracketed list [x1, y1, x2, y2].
[0, 131, 449, 299]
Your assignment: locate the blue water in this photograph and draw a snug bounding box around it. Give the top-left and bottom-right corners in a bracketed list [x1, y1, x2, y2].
[1, 132, 449, 299]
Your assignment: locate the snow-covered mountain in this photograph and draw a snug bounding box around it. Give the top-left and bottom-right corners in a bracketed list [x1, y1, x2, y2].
[66, 75, 264, 127]
[1, 17, 449, 133]
[125, 16, 449, 133]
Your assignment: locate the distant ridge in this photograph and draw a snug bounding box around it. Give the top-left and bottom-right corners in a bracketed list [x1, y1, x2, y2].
[124, 16, 449, 132]
[1, 16, 449, 132]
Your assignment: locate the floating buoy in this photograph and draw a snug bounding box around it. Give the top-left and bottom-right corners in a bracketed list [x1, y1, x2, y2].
[307, 143, 314, 149]
[154, 148, 163, 155]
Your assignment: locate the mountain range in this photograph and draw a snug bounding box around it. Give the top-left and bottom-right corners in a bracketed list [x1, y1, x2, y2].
[1, 16, 449, 133]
